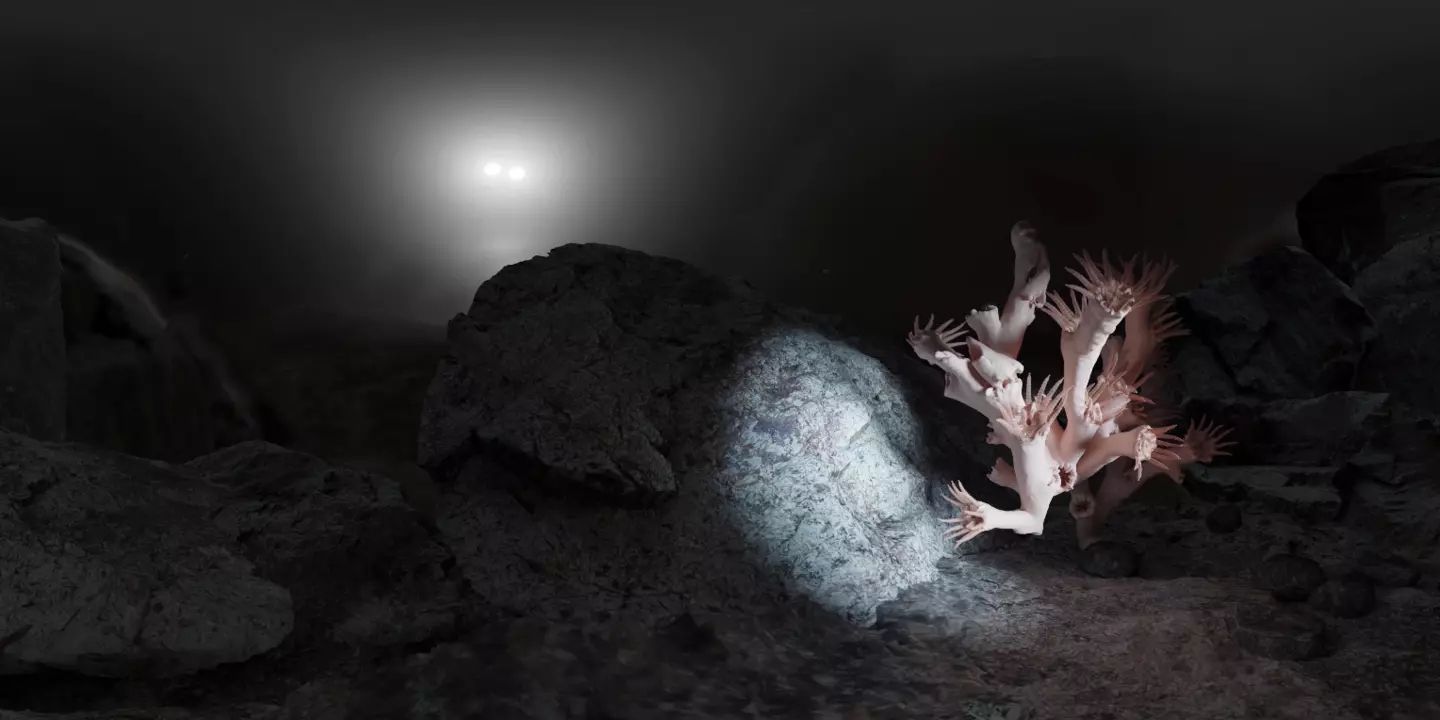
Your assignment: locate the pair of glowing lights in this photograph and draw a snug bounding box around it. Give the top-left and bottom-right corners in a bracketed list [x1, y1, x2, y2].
[482, 161, 527, 182]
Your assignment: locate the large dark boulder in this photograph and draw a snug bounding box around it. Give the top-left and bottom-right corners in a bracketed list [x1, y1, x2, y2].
[185, 443, 464, 650]
[1183, 391, 1391, 467]
[1169, 245, 1373, 401]
[1297, 139, 1440, 284]
[418, 243, 951, 624]
[1352, 236, 1440, 414]
[0, 430, 461, 683]
[0, 430, 293, 678]
[1129, 204, 1440, 594]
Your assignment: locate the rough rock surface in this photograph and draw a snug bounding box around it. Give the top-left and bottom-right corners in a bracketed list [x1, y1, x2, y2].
[1169, 245, 1373, 401]
[1297, 138, 1440, 283]
[0, 218, 66, 441]
[1152, 151, 1440, 587]
[420, 244, 952, 625]
[1352, 236, 1440, 413]
[1288, 140, 1440, 415]
[0, 430, 293, 678]
[1184, 391, 1391, 467]
[1155, 363, 1439, 592]
[0, 709, 280, 720]
[881, 550, 1440, 720]
[0, 438, 470, 713]
[1133, 159, 1440, 609]
[58, 244, 259, 462]
[184, 442, 464, 650]
[1187, 465, 1343, 522]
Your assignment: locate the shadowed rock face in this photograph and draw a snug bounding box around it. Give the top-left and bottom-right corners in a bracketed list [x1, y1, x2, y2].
[0, 217, 265, 462]
[1156, 143, 1440, 581]
[0, 430, 294, 679]
[1294, 139, 1440, 416]
[418, 243, 955, 625]
[0, 432, 463, 703]
[1297, 139, 1440, 284]
[0, 218, 66, 441]
[1169, 245, 1374, 402]
[1352, 236, 1440, 414]
[55, 233, 263, 462]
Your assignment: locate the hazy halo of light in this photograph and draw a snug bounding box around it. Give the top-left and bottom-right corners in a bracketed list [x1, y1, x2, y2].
[430, 129, 555, 211]
[288, 29, 731, 320]
[480, 236, 536, 267]
[466, 156, 530, 193]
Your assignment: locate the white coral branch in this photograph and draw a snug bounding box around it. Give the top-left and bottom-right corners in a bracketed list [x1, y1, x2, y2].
[966, 222, 1051, 359]
[907, 222, 1233, 548]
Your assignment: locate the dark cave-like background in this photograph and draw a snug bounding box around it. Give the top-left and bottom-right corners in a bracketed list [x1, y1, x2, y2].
[5, 2, 1440, 332]
[3, 3, 1440, 720]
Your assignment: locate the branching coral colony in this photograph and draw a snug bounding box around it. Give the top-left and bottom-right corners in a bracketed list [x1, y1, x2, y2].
[907, 221, 1234, 549]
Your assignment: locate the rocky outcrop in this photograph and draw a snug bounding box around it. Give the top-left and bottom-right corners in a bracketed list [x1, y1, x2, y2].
[419, 244, 955, 625]
[1352, 236, 1440, 414]
[878, 555, 1440, 719]
[1145, 165, 1440, 595]
[0, 431, 461, 692]
[1296, 138, 1440, 284]
[0, 217, 266, 461]
[1290, 140, 1440, 416]
[58, 238, 260, 462]
[1183, 391, 1391, 467]
[1166, 245, 1373, 402]
[0, 218, 66, 441]
[0, 430, 293, 678]
[184, 442, 464, 650]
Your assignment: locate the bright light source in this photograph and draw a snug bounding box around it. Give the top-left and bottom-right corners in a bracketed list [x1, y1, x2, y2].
[508, 166, 527, 181]
[483, 162, 503, 176]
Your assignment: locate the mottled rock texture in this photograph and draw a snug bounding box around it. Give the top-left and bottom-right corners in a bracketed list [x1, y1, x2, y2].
[419, 244, 953, 625]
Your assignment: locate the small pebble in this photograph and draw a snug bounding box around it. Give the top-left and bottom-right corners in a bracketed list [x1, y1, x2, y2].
[1258, 554, 1326, 602]
[1205, 504, 1243, 534]
[1309, 577, 1377, 619]
[1080, 540, 1139, 578]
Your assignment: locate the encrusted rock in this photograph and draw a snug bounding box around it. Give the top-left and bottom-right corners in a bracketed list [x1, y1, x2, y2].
[1188, 465, 1342, 522]
[1078, 540, 1139, 578]
[188, 442, 463, 648]
[1353, 237, 1440, 414]
[1309, 577, 1378, 619]
[1183, 391, 1391, 467]
[1173, 245, 1373, 400]
[1232, 603, 1332, 661]
[0, 431, 293, 678]
[1205, 503, 1243, 534]
[1257, 553, 1327, 602]
[1296, 138, 1440, 284]
[419, 244, 952, 624]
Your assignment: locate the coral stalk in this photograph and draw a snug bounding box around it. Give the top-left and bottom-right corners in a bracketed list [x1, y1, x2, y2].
[908, 222, 1232, 547]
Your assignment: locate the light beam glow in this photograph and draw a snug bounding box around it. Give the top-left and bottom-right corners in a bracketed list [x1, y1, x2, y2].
[302, 34, 711, 320]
